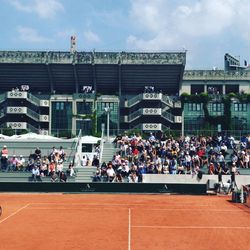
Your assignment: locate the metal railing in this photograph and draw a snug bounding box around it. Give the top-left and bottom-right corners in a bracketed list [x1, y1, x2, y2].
[127, 94, 143, 107]
[26, 108, 40, 121]
[162, 95, 173, 107]
[128, 109, 142, 121]
[27, 93, 41, 106]
[99, 127, 105, 163]
[162, 111, 174, 123]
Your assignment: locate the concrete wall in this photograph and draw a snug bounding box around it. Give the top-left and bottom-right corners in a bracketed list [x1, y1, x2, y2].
[143, 174, 250, 187]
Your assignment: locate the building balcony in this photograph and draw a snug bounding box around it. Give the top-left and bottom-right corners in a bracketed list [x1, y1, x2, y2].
[6, 106, 49, 122]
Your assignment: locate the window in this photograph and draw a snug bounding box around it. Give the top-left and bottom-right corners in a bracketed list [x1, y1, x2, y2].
[77, 101, 93, 114]
[234, 103, 247, 112]
[187, 103, 203, 111]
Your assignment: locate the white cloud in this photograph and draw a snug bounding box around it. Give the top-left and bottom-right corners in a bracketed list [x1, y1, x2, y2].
[127, 0, 250, 49]
[129, 0, 169, 33]
[9, 0, 64, 19]
[17, 26, 53, 43]
[83, 30, 101, 43]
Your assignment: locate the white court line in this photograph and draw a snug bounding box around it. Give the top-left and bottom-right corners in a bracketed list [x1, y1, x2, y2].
[25, 207, 243, 213]
[132, 225, 250, 229]
[128, 208, 131, 250]
[0, 204, 30, 224]
[29, 202, 221, 207]
[26, 207, 129, 210]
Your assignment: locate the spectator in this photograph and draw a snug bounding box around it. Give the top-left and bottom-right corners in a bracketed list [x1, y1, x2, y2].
[66, 161, 75, 177]
[16, 155, 26, 171]
[81, 155, 87, 167]
[40, 159, 48, 177]
[49, 160, 56, 175]
[26, 155, 35, 172]
[51, 171, 58, 182]
[34, 147, 41, 160]
[58, 146, 66, 161]
[1, 145, 8, 171]
[106, 162, 115, 182]
[92, 155, 100, 167]
[59, 171, 67, 182]
[31, 166, 40, 182]
[128, 172, 138, 183]
[57, 159, 64, 174]
[7, 155, 18, 171]
[93, 167, 102, 182]
[113, 173, 124, 182]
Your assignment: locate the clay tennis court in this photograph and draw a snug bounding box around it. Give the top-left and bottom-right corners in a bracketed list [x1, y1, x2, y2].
[0, 193, 249, 250]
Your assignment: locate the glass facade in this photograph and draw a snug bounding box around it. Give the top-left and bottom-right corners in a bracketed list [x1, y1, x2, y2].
[96, 101, 119, 135]
[76, 101, 93, 115]
[231, 103, 250, 130]
[76, 119, 92, 135]
[184, 103, 204, 131]
[207, 103, 224, 116]
[51, 101, 72, 136]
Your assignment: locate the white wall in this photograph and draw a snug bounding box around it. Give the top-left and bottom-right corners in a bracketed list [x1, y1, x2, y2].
[143, 174, 250, 187]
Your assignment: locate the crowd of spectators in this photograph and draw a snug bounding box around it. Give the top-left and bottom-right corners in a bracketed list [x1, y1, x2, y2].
[93, 132, 250, 183]
[0, 145, 76, 182]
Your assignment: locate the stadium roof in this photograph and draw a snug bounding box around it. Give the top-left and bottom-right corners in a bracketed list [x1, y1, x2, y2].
[0, 51, 186, 95]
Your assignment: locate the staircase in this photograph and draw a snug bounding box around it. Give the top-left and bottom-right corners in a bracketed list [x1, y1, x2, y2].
[75, 167, 96, 182]
[101, 141, 118, 163]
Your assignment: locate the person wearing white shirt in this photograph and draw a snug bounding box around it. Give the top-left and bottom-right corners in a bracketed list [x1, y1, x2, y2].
[32, 166, 40, 182]
[81, 155, 87, 167]
[106, 163, 115, 182]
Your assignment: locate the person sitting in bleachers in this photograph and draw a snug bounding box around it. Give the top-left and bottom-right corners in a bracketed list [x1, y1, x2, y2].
[58, 146, 66, 161]
[34, 147, 41, 160]
[26, 155, 35, 172]
[59, 171, 67, 182]
[48, 146, 57, 162]
[31, 165, 40, 182]
[50, 171, 58, 182]
[93, 167, 101, 182]
[128, 172, 138, 183]
[66, 161, 75, 177]
[92, 155, 100, 167]
[7, 155, 18, 171]
[106, 162, 115, 182]
[16, 155, 26, 171]
[81, 155, 87, 167]
[57, 159, 64, 174]
[48, 160, 56, 176]
[40, 159, 48, 177]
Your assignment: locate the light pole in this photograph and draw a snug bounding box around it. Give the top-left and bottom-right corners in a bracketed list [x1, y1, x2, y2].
[104, 107, 110, 141]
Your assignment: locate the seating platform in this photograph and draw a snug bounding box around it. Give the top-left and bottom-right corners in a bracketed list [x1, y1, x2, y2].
[0, 171, 76, 183]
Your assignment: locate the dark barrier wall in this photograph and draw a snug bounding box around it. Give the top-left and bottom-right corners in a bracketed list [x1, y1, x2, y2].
[0, 182, 207, 195]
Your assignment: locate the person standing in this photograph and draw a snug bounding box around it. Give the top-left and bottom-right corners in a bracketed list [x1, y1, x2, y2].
[1, 145, 8, 171]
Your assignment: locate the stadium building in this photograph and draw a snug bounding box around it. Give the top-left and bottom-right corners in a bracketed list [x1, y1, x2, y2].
[0, 48, 249, 137]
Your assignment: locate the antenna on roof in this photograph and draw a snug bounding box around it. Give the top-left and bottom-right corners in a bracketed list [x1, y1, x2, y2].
[70, 35, 77, 53]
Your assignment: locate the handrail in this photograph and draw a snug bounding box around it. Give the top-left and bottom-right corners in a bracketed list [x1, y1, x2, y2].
[127, 93, 142, 107]
[27, 93, 41, 106]
[162, 110, 174, 123]
[99, 126, 105, 163]
[128, 109, 142, 121]
[0, 93, 6, 103]
[72, 129, 82, 166]
[26, 107, 40, 121]
[162, 95, 173, 107]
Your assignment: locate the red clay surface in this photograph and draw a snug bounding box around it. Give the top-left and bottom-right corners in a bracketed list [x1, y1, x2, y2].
[0, 193, 249, 250]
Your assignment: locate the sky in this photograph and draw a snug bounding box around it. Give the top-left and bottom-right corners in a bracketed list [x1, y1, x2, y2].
[0, 0, 250, 69]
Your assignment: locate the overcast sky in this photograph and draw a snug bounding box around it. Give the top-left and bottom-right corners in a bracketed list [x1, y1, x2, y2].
[0, 0, 249, 69]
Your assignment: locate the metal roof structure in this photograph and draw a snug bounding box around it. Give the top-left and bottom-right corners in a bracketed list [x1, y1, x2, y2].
[0, 51, 186, 96]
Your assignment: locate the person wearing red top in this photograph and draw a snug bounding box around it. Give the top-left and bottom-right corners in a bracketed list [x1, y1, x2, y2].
[197, 147, 207, 167]
[1, 145, 9, 171]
